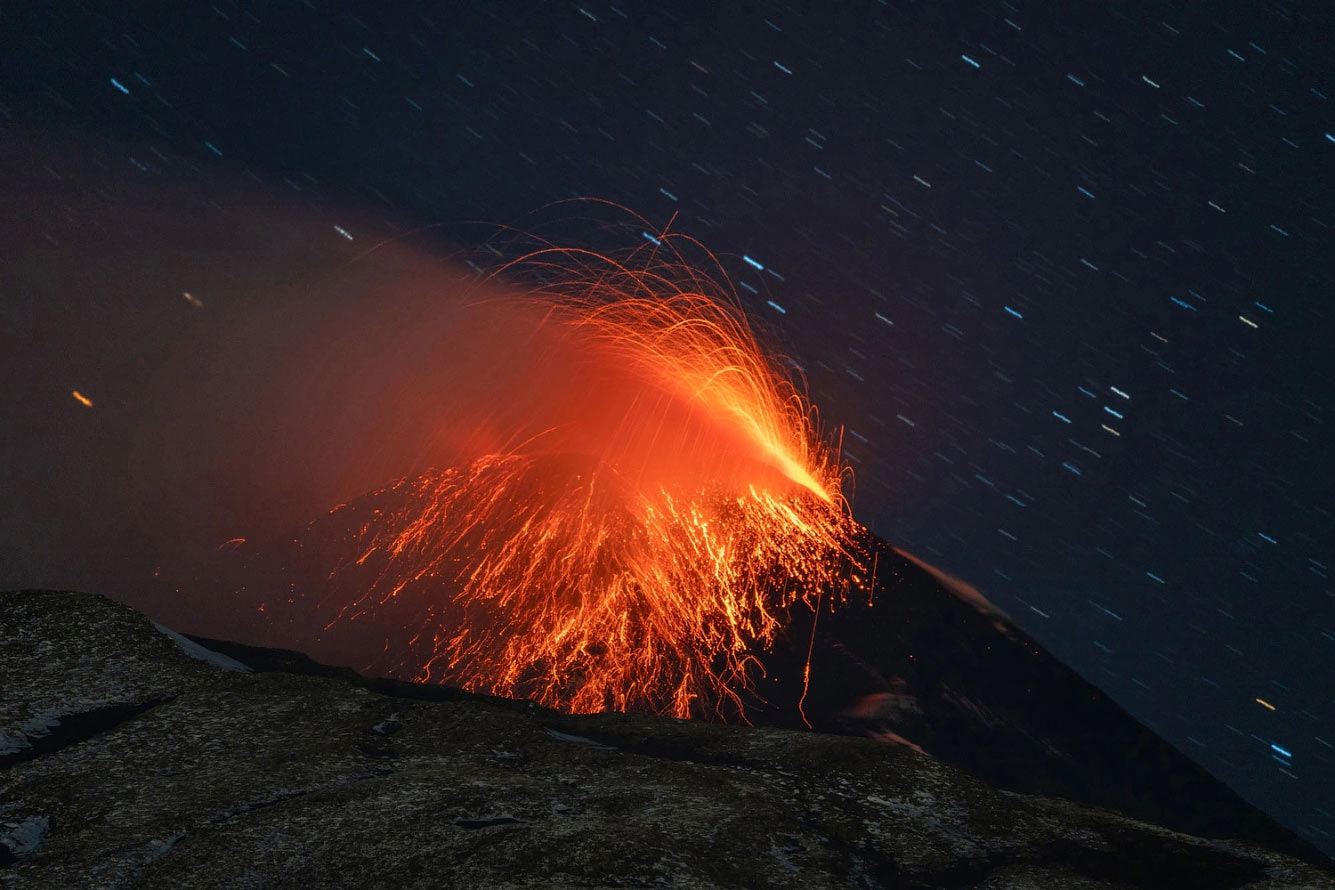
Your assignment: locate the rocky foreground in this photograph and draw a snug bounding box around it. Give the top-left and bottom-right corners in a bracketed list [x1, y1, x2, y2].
[3, 590, 1333, 889]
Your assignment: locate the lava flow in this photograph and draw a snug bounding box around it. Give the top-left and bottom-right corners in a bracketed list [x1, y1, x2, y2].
[309, 230, 866, 719]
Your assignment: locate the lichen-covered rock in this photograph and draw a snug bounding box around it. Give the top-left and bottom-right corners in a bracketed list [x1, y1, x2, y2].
[0, 590, 223, 763]
[2, 590, 1332, 889]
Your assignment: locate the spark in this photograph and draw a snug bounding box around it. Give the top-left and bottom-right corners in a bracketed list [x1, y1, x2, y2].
[316, 231, 862, 719]
[71, 390, 93, 407]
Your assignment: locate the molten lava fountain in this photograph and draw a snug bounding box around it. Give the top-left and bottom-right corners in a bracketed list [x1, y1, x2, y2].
[310, 233, 866, 719]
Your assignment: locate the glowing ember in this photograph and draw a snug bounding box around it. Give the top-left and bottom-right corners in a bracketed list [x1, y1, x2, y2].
[320, 230, 863, 719]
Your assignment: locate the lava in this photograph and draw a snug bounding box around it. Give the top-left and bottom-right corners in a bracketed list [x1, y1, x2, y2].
[311, 227, 865, 719]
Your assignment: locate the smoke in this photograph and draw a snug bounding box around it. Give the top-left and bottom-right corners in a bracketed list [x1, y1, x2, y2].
[4, 132, 855, 704]
[1, 129, 536, 611]
[131, 243, 532, 558]
[141, 231, 862, 717]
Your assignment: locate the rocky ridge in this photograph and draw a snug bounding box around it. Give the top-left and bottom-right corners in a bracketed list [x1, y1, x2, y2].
[3, 589, 1333, 889]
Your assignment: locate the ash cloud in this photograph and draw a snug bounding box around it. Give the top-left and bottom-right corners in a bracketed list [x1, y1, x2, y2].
[1, 131, 539, 622]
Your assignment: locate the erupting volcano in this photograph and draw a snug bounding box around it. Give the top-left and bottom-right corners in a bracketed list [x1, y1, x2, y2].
[225, 227, 869, 719]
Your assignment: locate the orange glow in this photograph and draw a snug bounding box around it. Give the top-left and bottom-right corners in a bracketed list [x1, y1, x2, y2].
[321, 229, 863, 719]
[71, 390, 93, 407]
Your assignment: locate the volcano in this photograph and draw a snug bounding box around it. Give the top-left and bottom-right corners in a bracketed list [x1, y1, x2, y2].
[159, 463, 1323, 867]
[161, 450, 862, 720]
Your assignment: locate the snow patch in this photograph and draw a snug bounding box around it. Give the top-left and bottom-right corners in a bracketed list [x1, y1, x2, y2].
[545, 727, 616, 750]
[890, 546, 1011, 623]
[1, 815, 50, 858]
[0, 714, 63, 756]
[0, 732, 25, 757]
[142, 830, 186, 864]
[152, 624, 252, 672]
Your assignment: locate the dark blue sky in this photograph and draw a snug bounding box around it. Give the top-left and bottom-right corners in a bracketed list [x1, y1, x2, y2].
[2, 0, 1331, 855]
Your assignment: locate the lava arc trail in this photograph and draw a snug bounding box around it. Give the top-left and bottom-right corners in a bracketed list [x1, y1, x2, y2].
[280, 228, 869, 719]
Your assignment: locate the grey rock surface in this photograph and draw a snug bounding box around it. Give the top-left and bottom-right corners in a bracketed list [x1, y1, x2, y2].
[3, 590, 1333, 889]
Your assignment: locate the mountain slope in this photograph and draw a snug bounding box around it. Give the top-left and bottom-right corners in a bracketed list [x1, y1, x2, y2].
[4, 589, 1334, 888]
[144, 468, 1330, 868]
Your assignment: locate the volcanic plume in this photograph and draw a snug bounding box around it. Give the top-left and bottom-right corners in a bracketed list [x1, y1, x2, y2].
[207, 227, 869, 720]
[149, 227, 1330, 865]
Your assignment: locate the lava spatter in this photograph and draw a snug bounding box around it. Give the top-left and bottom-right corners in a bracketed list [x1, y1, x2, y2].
[308, 230, 866, 718]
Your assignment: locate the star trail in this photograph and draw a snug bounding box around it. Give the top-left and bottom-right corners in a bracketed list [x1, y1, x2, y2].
[1, 0, 1330, 856]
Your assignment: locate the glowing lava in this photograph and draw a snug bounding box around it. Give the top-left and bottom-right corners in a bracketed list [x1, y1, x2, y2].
[320, 230, 863, 719]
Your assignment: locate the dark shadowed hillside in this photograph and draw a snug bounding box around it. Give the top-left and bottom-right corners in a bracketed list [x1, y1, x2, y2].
[141, 469, 1330, 869]
[4, 590, 1334, 888]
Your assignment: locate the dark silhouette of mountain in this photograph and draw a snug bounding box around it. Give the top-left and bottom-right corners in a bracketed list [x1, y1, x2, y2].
[7, 589, 1335, 887]
[753, 543, 1327, 866]
[153, 465, 1329, 869]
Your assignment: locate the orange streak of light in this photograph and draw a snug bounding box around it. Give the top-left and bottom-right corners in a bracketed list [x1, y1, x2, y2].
[319, 226, 865, 719]
[798, 581, 822, 729]
[71, 390, 93, 407]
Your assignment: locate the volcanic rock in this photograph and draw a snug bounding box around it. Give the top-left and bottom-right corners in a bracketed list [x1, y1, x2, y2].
[4, 590, 1333, 889]
[147, 470, 1331, 869]
[154, 475, 1328, 867]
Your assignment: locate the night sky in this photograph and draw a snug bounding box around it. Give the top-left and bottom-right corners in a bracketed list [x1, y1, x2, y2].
[2, 1, 1332, 856]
